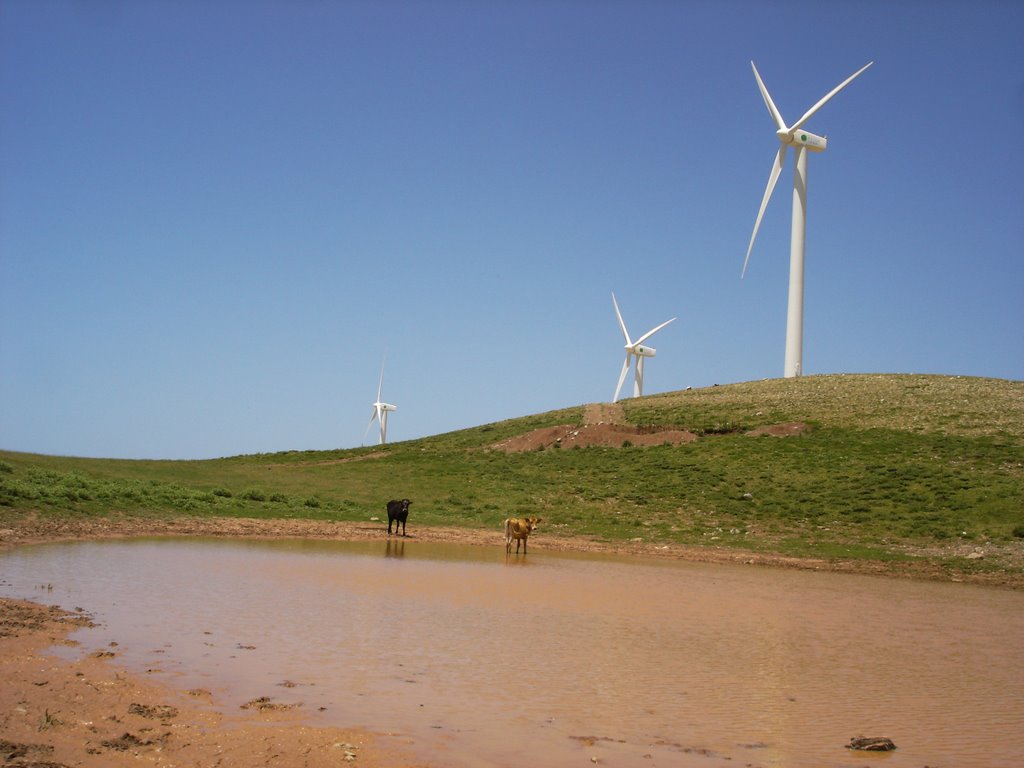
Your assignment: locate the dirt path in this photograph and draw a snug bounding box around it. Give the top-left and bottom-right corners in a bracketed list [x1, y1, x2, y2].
[583, 402, 626, 425]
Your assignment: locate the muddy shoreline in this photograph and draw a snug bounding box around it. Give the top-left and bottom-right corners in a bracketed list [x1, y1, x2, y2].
[1, 514, 1021, 768]
[0, 598, 432, 768]
[3, 513, 1022, 589]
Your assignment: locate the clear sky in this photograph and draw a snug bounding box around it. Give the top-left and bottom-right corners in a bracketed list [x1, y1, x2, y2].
[2, 0, 1022, 460]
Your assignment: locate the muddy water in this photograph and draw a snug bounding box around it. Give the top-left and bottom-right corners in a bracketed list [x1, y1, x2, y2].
[1, 538, 1022, 768]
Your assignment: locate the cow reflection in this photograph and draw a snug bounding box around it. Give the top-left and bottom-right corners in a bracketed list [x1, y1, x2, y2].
[385, 538, 405, 558]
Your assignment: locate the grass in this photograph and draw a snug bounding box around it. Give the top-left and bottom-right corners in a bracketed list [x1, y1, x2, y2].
[2, 374, 1022, 576]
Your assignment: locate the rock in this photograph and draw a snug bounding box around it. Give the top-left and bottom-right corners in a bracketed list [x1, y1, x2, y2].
[846, 736, 896, 751]
[335, 742, 357, 760]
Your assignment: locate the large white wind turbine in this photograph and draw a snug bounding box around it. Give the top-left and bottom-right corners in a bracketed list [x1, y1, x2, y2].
[612, 292, 676, 403]
[742, 59, 872, 378]
[363, 361, 397, 445]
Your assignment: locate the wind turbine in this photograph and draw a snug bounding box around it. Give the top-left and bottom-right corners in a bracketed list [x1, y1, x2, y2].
[363, 361, 397, 445]
[742, 59, 872, 378]
[612, 292, 676, 403]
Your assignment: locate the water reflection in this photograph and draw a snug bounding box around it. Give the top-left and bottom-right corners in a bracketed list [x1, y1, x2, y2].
[1, 538, 1022, 768]
[503, 552, 533, 566]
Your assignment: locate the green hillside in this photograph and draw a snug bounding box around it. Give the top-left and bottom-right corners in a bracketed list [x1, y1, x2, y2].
[2, 374, 1023, 577]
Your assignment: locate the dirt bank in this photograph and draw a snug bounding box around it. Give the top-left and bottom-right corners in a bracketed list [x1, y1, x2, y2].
[491, 402, 699, 450]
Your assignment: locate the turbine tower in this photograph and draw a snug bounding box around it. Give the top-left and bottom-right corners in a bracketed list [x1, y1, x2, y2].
[612, 292, 676, 403]
[742, 59, 872, 378]
[363, 361, 397, 445]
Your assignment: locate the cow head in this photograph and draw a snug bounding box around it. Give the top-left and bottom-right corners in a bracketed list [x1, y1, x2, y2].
[524, 517, 541, 531]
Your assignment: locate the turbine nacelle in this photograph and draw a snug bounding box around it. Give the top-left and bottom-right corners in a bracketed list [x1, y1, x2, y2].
[375, 403, 397, 413]
[629, 344, 657, 358]
[778, 128, 827, 152]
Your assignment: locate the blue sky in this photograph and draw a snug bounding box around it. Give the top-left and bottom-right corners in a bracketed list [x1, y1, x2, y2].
[2, 0, 1022, 460]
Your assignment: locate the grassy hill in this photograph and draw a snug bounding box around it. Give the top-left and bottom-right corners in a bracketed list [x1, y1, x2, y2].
[2, 374, 1023, 578]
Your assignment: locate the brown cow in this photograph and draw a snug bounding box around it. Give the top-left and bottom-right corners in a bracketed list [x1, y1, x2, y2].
[504, 517, 541, 554]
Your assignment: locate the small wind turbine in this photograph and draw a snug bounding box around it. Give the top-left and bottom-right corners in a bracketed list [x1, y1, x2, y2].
[363, 361, 397, 445]
[742, 59, 872, 378]
[612, 292, 676, 403]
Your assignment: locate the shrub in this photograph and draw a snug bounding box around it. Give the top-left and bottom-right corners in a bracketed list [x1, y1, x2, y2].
[1013, 525, 1024, 539]
[211, 488, 232, 498]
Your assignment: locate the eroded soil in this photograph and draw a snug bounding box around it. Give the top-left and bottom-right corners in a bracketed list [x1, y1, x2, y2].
[489, 403, 808, 450]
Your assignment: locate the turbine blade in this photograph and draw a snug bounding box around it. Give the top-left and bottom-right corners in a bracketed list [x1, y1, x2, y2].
[751, 61, 786, 131]
[362, 410, 377, 443]
[633, 317, 676, 348]
[613, 355, 631, 403]
[376, 361, 385, 401]
[742, 144, 788, 278]
[611, 292, 632, 345]
[788, 61, 873, 134]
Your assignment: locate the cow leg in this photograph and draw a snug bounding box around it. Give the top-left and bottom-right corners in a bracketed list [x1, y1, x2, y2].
[387, 519, 393, 535]
[401, 519, 406, 536]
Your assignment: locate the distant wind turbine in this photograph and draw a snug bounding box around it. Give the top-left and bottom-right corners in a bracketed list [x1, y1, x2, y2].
[363, 361, 397, 445]
[742, 59, 873, 378]
[612, 292, 676, 403]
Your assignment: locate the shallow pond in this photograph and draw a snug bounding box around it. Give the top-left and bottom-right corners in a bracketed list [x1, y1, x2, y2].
[1, 537, 1021, 767]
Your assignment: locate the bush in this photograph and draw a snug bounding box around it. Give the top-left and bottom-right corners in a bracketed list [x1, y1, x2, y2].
[1013, 525, 1024, 539]
[211, 488, 232, 498]
[241, 488, 266, 502]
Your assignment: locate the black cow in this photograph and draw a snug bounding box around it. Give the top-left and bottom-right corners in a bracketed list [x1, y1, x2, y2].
[386, 499, 412, 536]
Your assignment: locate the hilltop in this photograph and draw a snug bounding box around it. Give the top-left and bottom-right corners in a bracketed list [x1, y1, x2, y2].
[2, 374, 1023, 587]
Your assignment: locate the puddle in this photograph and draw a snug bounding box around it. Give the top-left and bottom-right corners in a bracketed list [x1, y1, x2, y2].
[1, 537, 1022, 767]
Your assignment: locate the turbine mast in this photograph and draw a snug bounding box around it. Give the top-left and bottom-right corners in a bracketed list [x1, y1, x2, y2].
[785, 146, 808, 378]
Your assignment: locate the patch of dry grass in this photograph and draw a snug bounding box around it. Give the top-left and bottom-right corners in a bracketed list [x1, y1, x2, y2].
[625, 374, 1024, 439]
